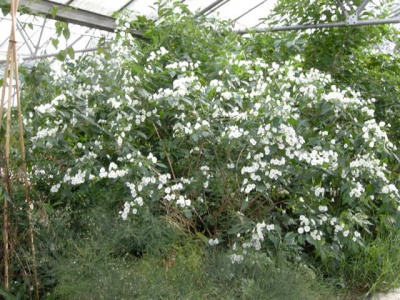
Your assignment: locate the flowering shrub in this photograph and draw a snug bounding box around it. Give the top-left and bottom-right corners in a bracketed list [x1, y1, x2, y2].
[22, 1, 400, 262]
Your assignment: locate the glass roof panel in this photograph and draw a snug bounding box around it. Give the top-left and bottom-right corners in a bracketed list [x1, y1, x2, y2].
[125, 0, 158, 19]
[2, 0, 399, 65]
[0, 10, 112, 64]
[70, 0, 132, 16]
[234, 0, 277, 28]
[183, 0, 219, 13]
[211, 0, 266, 20]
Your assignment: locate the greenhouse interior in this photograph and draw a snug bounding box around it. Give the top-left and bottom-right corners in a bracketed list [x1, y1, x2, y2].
[1, 0, 400, 299]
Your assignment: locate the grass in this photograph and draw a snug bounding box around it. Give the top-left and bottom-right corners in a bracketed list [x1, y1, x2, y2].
[40, 207, 343, 300]
[49, 245, 343, 300]
[9, 205, 399, 299]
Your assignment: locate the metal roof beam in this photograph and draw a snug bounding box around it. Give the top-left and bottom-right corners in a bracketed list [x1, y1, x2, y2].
[203, 0, 232, 16]
[18, 0, 143, 38]
[391, 7, 400, 18]
[0, 46, 98, 64]
[234, 0, 268, 22]
[356, 0, 370, 16]
[197, 0, 227, 15]
[336, 0, 349, 19]
[238, 17, 400, 33]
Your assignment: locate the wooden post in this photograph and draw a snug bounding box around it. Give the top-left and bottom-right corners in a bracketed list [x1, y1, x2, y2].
[1, 1, 39, 298]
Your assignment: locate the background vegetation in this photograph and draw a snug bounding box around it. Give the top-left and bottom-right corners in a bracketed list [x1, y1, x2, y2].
[1, 0, 400, 298]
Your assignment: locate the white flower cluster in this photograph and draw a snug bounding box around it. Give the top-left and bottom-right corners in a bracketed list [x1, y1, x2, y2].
[229, 253, 244, 264]
[349, 182, 365, 198]
[62, 168, 92, 185]
[242, 221, 275, 251]
[173, 119, 211, 137]
[166, 60, 200, 72]
[348, 153, 388, 182]
[297, 149, 339, 170]
[151, 75, 203, 103]
[381, 184, 400, 200]
[208, 238, 219, 246]
[361, 119, 394, 149]
[32, 126, 60, 141]
[99, 162, 128, 179]
[298, 215, 325, 241]
[146, 46, 168, 62]
[34, 94, 66, 114]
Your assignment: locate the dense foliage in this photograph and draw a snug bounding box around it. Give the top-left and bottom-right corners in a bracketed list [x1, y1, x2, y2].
[2, 0, 400, 297]
[23, 0, 400, 257]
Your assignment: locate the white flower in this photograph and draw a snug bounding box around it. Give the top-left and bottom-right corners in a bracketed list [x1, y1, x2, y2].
[135, 197, 144, 206]
[298, 227, 304, 234]
[315, 187, 325, 197]
[266, 224, 275, 231]
[109, 162, 118, 171]
[318, 205, 328, 212]
[208, 238, 219, 246]
[50, 183, 61, 193]
[230, 254, 244, 264]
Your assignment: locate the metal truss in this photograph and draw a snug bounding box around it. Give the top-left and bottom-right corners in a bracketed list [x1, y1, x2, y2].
[0, 0, 398, 64]
[238, 0, 400, 33]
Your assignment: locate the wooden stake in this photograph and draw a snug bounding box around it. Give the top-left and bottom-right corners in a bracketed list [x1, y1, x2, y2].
[1, 1, 39, 298]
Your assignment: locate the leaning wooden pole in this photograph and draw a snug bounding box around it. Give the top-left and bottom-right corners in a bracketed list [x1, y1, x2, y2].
[12, 15, 40, 300]
[1, 0, 40, 298]
[1, 18, 14, 293]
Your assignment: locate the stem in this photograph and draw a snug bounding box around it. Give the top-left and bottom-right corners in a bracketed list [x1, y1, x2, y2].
[153, 123, 176, 180]
[2, 32, 14, 293]
[12, 26, 40, 300]
[0, 32, 13, 294]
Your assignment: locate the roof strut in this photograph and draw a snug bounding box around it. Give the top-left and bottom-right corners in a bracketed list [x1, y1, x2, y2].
[234, 0, 269, 22]
[337, 0, 371, 25]
[197, 0, 228, 15]
[238, 17, 400, 34]
[18, 0, 143, 38]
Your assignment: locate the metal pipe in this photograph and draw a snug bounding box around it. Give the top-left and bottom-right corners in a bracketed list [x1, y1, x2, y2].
[197, 0, 227, 15]
[356, 0, 371, 16]
[233, 0, 268, 22]
[0, 46, 98, 63]
[238, 17, 400, 33]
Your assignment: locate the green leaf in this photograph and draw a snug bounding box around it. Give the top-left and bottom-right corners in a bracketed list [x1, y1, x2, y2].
[51, 6, 59, 18]
[287, 117, 298, 126]
[183, 210, 192, 218]
[56, 49, 66, 61]
[240, 198, 249, 211]
[268, 233, 280, 249]
[51, 38, 59, 49]
[0, 188, 13, 204]
[306, 234, 316, 245]
[66, 47, 75, 59]
[0, 1, 11, 16]
[63, 26, 70, 40]
[0, 287, 17, 300]
[273, 40, 281, 49]
[227, 224, 242, 235]
[298, 234, 306, 245]
[283, 232, 297, 246]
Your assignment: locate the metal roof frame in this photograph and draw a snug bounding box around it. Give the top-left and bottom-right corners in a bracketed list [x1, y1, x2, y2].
[18, 0, 143, 37]
[0, 0, 398, 64]
[17, 0, 400, 34]
[239, 0, 400, 33]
